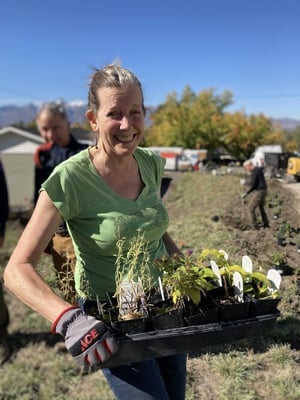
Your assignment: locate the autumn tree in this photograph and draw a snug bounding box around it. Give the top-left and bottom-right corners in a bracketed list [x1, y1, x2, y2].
[145, 86, 284, 159]
[145, 86, 233, 149]
[221, 112, 283, 159]
[282, 127, 300, 152]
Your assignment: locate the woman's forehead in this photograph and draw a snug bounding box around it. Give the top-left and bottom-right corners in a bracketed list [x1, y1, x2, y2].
[97, 85, 142, 105]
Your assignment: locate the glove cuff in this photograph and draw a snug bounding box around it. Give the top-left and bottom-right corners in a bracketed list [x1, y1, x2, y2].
[51, 306, 81, 337]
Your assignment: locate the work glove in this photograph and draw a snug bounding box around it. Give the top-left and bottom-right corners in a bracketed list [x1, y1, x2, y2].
[51, 306, 117, 367]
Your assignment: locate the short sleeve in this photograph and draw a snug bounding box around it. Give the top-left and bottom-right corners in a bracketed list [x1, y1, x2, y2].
[41, 162, 79, 221]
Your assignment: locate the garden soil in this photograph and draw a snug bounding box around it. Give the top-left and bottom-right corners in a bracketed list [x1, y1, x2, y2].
[222, 179, 300, 277]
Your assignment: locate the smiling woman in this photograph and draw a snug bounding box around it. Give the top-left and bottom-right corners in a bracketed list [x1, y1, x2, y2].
[85, 68, 147, 200]
[4, 64, 186, 400]
[87, 84, 145, 155]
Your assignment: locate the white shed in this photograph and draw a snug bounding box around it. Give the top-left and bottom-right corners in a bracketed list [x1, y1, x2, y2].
[0, 126, 44, 209]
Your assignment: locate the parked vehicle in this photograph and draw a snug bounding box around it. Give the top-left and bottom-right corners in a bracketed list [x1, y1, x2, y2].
[147, 147, 194, 171]
[183, 149, 207, 170]
[264, 152, 295, 178]
[249, 144, 283, 167]
[286, 156, 300, 182]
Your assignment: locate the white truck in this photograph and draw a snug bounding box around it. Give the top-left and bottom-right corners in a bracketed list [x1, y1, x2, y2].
[147, 146, 194, 171]
[249, 144, 283, 167]
[183, 149, 208, 167]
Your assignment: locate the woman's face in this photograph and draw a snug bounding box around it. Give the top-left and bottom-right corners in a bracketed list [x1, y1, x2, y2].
[89, 83, 145, 157]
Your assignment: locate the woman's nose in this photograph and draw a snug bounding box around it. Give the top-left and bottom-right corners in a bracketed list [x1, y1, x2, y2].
[120, 115, 131, 129]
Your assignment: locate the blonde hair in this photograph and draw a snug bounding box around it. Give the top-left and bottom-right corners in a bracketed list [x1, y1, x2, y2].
[87, 64, 145, 113]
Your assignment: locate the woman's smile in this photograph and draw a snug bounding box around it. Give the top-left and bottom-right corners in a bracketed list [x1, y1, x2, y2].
[114, 133, 137, 143]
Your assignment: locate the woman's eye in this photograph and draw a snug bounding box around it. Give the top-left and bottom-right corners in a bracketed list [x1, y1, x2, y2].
[131, 110, 142, 116]
[108, 111, 121, 118]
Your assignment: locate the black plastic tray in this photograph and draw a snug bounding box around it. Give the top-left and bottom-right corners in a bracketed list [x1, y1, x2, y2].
[100, 313, 279, 368]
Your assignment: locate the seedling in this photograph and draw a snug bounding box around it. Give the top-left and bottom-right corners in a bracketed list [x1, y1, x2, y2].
[271, 251, 287, 267]
[114, 230, 152, 319]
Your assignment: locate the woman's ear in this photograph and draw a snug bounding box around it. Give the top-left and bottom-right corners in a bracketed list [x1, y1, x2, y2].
[86, 109, 98, 131]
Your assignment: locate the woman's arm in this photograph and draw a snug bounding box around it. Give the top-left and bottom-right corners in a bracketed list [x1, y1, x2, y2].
[162, 232, 181, 256]
[4, 191, 70, 322]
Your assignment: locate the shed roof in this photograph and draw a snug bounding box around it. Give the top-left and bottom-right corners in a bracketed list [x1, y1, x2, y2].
[2, 141, 41, 154]
[0, 126, 44, 143]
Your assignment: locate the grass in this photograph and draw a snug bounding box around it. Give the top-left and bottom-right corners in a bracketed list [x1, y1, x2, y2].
[1, 170, 300, 399]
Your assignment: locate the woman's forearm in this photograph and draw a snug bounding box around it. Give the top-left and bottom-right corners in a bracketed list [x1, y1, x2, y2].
[162, 232, 181, 256]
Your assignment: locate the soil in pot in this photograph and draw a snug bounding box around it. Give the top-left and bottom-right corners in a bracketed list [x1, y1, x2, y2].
[184, 306, 219, 326]
[183, 295, 219, 326]
[111, 314, 150, 335]
[150, 307, 186, 331]
[207, 286, 237, 303]
[207, 286, 228, 301]
[217, 297, 251, 322]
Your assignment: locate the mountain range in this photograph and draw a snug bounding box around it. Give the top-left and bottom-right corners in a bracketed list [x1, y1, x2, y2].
[0, 103, 299, 130]
[0, 103, 87, 127]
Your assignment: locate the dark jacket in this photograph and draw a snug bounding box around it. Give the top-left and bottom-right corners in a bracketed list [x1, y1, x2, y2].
[246, 166, 267, 195]
[0, 160, 9, 237]
[34, 135, 87, 203]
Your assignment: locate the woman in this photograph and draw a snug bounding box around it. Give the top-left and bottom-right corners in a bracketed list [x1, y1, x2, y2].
[4, 65, 186, 399]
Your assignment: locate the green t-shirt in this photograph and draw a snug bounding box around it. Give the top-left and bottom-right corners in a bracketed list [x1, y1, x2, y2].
[42, 147, 169, 300]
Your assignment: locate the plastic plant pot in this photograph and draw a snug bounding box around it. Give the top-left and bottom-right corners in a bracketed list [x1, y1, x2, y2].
[184, 306, 219, 326]
[247, 297, 281, 317]
[218, 300, 251, 322]
[111, 317, 150, 336]
[150, 307, 186, 331]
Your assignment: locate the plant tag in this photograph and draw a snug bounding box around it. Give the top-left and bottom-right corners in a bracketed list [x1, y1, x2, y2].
[233, 271, 244, 302]
[210, 260, 222, 287]
[118, 280, 143, 316]
[158, 276, 165, 301]
[218, 249, 229, 260]
[267, 269, 282, 291]
[242, 255, 253, 273]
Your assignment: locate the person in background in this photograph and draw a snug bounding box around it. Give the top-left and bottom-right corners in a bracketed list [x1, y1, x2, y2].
[34, 103, 88, 303]
[0, 159, 10, 365]
[242, 160, 270, 229]
[4, 64, 187, 399]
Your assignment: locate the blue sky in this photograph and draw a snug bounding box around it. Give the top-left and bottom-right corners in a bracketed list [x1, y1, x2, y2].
[1, 0, 299, 119]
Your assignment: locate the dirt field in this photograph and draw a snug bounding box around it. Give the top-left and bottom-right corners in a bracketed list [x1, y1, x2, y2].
[222, 177, 300, 300]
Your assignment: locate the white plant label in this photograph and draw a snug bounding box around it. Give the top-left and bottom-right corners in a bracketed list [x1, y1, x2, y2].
[218, 249, 229, 260]
[158, 276, 165, 301]
[118, 280, 143, 316]
[233, 271, 244, 303]
[210, 260, 222, 287]
[242, 255, 253, 273]
[267, 269, 282, 291]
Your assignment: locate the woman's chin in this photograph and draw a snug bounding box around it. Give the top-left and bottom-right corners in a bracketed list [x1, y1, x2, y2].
[114, 140, 139, 154]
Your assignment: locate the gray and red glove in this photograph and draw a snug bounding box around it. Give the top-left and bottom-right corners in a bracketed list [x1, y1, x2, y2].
[51, 306, 117, 367]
